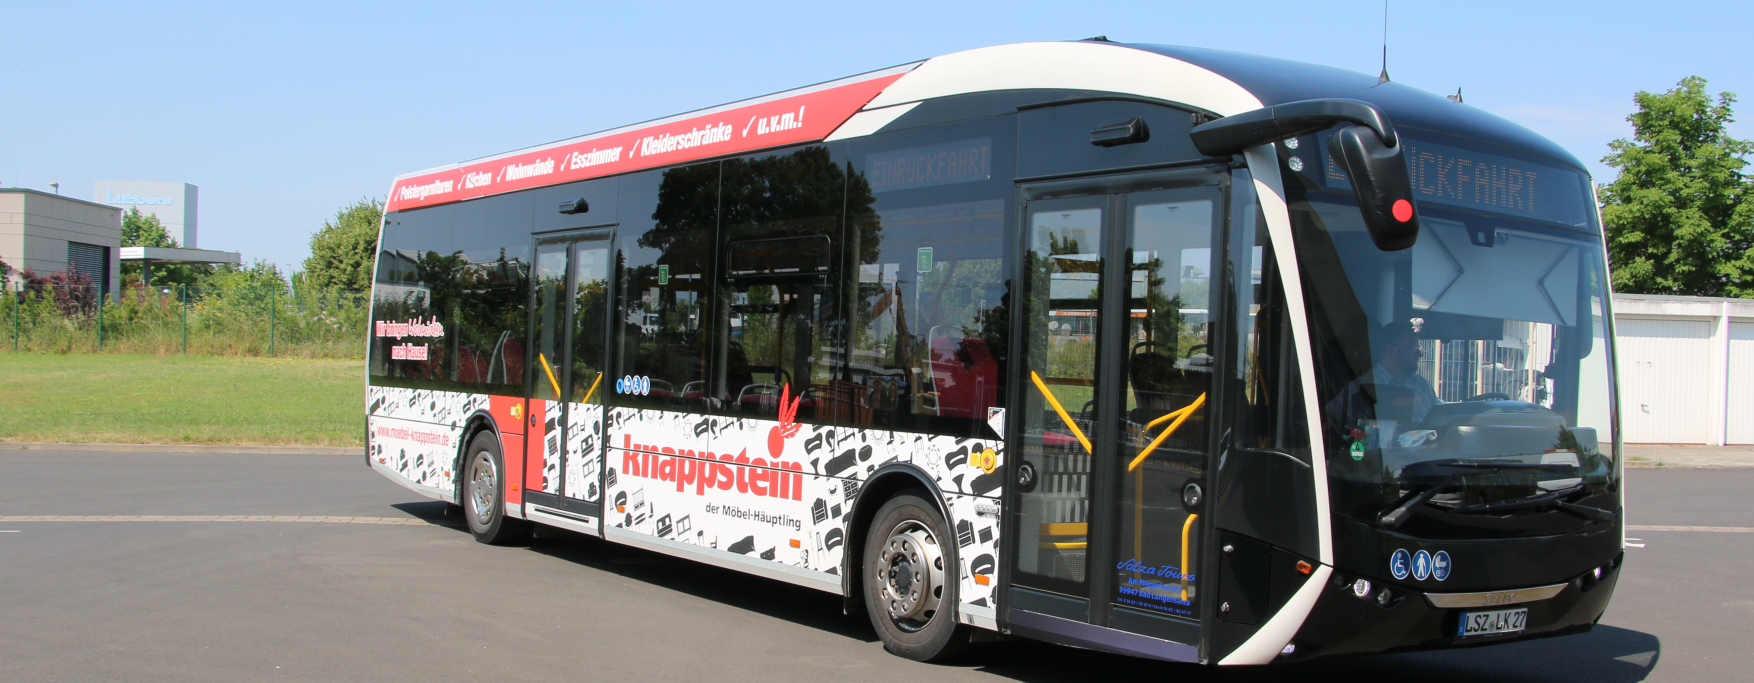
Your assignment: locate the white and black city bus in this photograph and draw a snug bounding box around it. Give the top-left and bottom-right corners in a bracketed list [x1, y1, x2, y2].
[366, 39, 1623, 665]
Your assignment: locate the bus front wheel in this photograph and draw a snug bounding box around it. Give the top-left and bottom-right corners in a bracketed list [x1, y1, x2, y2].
[462, 433, 530, 546]
[863, 491, 970, 662]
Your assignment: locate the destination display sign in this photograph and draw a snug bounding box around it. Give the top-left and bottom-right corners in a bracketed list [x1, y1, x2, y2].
[1321, 134, 1593, 228]
[386, 70, 911, 212]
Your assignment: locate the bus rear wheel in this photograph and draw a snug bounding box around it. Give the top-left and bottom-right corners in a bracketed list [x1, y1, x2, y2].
[463, 432, 530, 546]
[863, 492, 970, 662]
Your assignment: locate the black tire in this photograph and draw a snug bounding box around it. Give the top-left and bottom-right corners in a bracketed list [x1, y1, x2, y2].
[863, 491, 970, 662]
[462, 432, 530, 545]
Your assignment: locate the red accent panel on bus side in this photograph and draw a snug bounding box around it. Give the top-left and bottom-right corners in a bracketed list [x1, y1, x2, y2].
[500, 432, 525, 506]
[386, 73, 905, 212]
[524, 400, 547, 496]
[483, 395, 531, 505]
[488, 395, 525, 437]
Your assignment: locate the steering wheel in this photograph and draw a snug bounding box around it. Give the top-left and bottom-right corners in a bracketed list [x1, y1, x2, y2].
[1464, 392, 1511, 402]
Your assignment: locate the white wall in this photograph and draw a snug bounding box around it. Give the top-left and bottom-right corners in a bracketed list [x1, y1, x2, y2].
[1616, 318, 1714, 443]
[1729, 322, 1754, 445]
[1613, 295, 1754, 444]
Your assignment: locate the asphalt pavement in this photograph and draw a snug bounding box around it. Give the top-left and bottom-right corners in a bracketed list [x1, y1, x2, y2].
[0, 450, 1746, 683]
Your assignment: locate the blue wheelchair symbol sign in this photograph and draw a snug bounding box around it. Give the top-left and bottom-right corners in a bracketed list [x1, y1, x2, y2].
[1413, 550, 1433, 580]
[1390, 549, 1412, 580]
[1432, 551, 1452, 581]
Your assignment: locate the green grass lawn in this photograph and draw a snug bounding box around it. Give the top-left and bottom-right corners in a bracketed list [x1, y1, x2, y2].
[0, 354, 364, 447]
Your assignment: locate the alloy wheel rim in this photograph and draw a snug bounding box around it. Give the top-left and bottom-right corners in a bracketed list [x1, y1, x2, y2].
[876, 519, 945, 632]
[469, 452, 497, 525]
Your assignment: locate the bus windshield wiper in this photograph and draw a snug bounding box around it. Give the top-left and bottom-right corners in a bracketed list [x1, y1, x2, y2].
[1376, 461, 1580, 530]
[1447, 484, 1616, 522]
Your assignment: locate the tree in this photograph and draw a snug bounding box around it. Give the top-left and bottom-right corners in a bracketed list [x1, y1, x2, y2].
[301, 198, 383, 292]
[119, 207, 212, 289]
[1600, 76, 1754, 297]
[205, 259, 290, 290]
[121, 207, 177, 248]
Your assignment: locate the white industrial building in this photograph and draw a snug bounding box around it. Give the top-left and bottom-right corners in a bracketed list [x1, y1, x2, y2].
[93, 180, 199, 247]
[1612, 293, 1754, 445]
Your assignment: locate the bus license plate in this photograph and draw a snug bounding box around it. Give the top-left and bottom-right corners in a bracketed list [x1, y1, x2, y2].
[1458, 608, 1528, 637]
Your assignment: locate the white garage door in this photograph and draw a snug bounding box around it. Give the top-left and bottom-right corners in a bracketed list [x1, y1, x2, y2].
[1729, 322, 1754, 445]
[1616, 318, 1715, 444]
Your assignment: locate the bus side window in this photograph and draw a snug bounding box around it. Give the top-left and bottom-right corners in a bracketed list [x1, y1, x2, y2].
[371, 207, 454, 385]
[613, 165, 718, 411]
[714, 146, 846, 423]
[843, 118, 1014, 438]
[452, 193, 532, 396]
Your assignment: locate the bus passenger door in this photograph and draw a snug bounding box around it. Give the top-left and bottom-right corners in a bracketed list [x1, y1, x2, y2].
[1008, 172, 1223, 655]
[526, 230, 614, 531]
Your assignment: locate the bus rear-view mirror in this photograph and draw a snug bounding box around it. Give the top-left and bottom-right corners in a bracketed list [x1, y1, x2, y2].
[1327, 124, 1420, 251]
[1190, 98, 1421, 251]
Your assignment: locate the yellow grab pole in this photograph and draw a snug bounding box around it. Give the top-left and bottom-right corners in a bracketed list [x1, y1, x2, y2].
[580, 372, 604, 404]
[1029, 370, 1093, 455]
[1129, 393, 1207, 472]
[538, 353, 563, 398]
[1181, 513, 1199, 598]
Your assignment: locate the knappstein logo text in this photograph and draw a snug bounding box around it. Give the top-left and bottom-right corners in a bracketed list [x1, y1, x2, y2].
[619, 385, 807, 500]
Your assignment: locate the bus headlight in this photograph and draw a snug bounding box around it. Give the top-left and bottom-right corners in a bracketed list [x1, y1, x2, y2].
[1352, 579, 1373, 598]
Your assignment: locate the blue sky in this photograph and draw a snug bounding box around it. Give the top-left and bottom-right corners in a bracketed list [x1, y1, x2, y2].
[2, 0, 1746, 276]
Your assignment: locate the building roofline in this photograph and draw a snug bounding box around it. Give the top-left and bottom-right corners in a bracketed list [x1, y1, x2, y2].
[0, 188, 124, 213]
[1612, 292, 1754, 305]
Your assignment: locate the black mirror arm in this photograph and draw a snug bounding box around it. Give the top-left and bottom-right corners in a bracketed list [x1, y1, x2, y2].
[1190, 99, 1398, 157]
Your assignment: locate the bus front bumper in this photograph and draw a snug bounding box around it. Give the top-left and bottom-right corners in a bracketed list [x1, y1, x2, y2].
[1277, 555, 1621, 661]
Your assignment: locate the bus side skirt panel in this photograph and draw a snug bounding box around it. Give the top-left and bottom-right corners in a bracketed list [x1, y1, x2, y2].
[366, 386, 491, 501]
[605, 525, 842, 593]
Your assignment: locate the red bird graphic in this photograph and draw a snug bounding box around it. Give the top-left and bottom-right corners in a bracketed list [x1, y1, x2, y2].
[768, 383, 803, 458]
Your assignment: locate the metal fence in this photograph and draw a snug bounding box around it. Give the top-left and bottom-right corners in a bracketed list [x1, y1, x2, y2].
[3, 284, 369, 359]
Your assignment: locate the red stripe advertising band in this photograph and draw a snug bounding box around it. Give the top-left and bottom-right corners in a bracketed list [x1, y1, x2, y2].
[386, 71, 907, 212]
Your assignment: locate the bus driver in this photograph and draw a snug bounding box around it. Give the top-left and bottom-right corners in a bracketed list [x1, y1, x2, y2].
[1328, 322, 1439, 428]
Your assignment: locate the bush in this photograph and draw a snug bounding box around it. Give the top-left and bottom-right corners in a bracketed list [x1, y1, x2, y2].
[0, 283, 368, 358]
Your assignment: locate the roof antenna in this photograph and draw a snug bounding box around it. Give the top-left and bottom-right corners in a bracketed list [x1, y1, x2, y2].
[1377, 1, 1391, 84]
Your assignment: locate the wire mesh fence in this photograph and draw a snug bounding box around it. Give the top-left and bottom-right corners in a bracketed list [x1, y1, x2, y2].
[2, 284, 369, 359]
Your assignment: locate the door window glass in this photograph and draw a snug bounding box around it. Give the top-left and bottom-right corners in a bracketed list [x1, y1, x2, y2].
[1016, 196, 1105, 593]
[531, 243, 569, 402]
[570, 244, 611, 404]
[1110, 187, 1221, 620]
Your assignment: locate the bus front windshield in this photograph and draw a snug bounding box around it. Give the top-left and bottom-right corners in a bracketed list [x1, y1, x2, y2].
[1290, 172, 1618, 535]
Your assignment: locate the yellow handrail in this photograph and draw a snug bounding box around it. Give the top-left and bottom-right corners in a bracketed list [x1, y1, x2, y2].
[1030, 370, 1093, 455]
[580, 372, 604, 404]
[538, 353, 563, 398]
[1180, 513, 1198, 596]
[1128, 393, 1207, 472]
